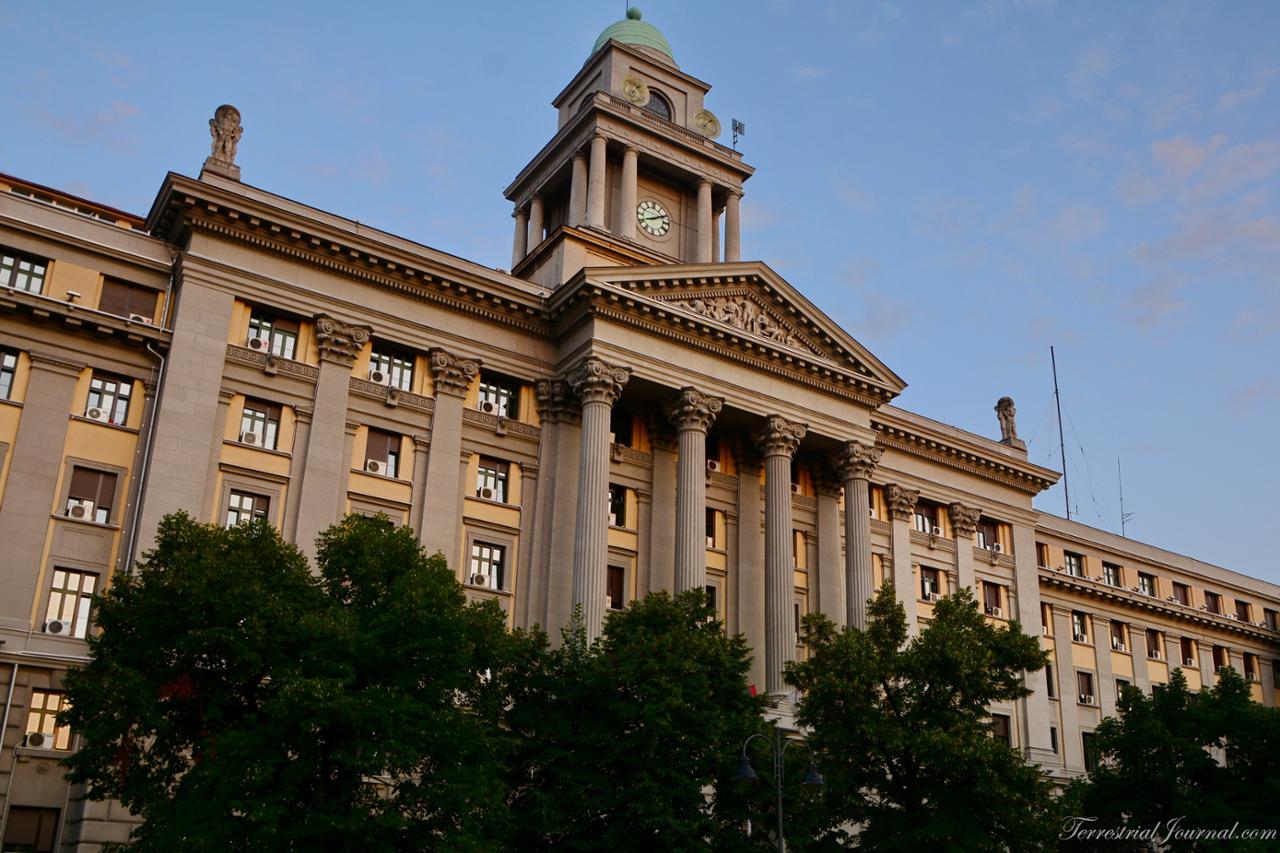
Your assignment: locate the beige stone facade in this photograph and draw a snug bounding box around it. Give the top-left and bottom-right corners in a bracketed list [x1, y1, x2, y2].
[1, 14, 1277, 850]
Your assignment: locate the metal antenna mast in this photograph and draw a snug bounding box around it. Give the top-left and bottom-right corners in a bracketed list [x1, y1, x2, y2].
[1051, 346, 1070, 520]
[1118, 457, 1134, 537]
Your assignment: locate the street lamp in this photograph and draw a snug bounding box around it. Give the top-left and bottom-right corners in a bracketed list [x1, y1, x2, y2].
[733, 728, 824, 852]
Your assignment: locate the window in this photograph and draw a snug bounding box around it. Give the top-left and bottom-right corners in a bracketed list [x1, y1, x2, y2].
[1050, 726, 1058, 754]
[794, 602, 803, 647]
[1137, 572, 1156, 596]
[1102, 563, 1122, 587]
[705, 507, 719, 549]
[607, 565, 625, 611]
[45, 569, 97, 639]
[1110, 620, 1128, 652]
[1036, 542, 1050, 568]
[1040, 603, 1054, 636]
[365, 429, 402, 479]
[98, 277, 155, 321]
[609, 408, 634, 447]
[1077, 671, 1095, 705]
[983, 581, 1003, 616]
[1212, 645, 1228, 672]
[477, 371, 518, 417]
[239, 400, 281, 450]
[0, 349, 17, 400]
[2, 805, 60, 852]
[1046, 663, 1056, 698]
[1204, 591, 1222, 615]
[1180, 637, 1196, 667]
[1235, 600, 1251, 622]
[1082, 732, 1100, 772]
[1064, 551, 1084, 577]
[792, 529, 807, 569]
[25, 689, 72, 750]
[86, 372, 131, 425]
[1116, 678, 1131, 696]
[608, 484, 627, 527]
[468, 542, 506, 590]
[913, 500, 940, 534]
[368, 345, 415, 392]
[474, 457, 508, 501]
[247, 310, 299, 359]
[1243, 653, 1259, 682]
[67, 467, 116, 523]
[920, 566, 941, 601]
[0, 247, 48, 293]
[1172, 582, 1190, 606]
[642, 89, 672, 121]
[1071, 611, 1089, 643]
[704, 583, 718, 615]
[976, 518, 1000, 550]
[1146, 628, 1163, 660]
[990, 713, 1011, 747]
[226, 490, 269, 526]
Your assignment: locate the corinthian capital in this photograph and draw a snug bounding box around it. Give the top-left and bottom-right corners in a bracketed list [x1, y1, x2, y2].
[948, 502, 982, 539]
[885, 484, 920, 521]
[568, 356, 630, 406]
[534, 377, 578, 424]
[754, 414, 807, 458]
[428, 348, 480, 397]
[834, 439, 882, 482]
[664, 386, 724, 433]
[313, 314, 372, 366]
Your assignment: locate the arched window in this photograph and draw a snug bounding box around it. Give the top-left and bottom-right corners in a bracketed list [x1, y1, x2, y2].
[643, 90, 672, 122]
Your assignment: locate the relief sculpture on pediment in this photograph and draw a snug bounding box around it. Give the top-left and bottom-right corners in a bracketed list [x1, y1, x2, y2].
[674, 295, 818, 354]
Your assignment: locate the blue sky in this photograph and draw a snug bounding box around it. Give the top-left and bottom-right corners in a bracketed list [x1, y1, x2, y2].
[2, 1, 1276, 580]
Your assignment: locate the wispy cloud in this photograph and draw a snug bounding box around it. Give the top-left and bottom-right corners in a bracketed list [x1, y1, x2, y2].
[1151, 134, 1226, 180]
[1048, 203, 1106, 242]
[27, 99, 142, 155]
[1217, 68, 1276, 112]
[740, 199, 778, 231]
[1233, 379, 1280, 406]
[838, 255, 912, 340]
[835, 178, 878, 214]
[1124, 276, 1186, 328]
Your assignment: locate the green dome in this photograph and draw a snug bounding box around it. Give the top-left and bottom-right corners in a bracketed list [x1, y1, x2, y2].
[591, 8, 676, 64]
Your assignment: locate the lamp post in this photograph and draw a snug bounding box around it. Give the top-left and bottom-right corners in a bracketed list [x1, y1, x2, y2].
[733, 728, 824, 852]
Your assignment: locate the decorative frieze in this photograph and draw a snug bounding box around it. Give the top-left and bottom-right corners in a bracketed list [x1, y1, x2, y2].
[428, 348, 480, 397]
[666, 293, 819, 354]
[226, 343, 320, 380]
[885, 484, 920, 522]
[568, 356, 630, 407]
[461, 406, 542, 439]
[348, 376, 433, 413]
[834, 439, 882, 482]
[313, 314, 372, 366]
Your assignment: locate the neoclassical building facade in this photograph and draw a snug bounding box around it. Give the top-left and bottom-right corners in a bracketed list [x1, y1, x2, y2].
[1, 11, 1278, 850]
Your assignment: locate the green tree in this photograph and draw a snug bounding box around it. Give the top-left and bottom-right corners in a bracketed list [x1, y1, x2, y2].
[506, 590, 767, 851]
[61, 512, 526, 852]
[785, 584, 1057, 851]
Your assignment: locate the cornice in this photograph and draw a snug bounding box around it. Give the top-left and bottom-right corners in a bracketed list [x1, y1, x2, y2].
[872, 420, 1058, 496]
[0, 286, 172, 351]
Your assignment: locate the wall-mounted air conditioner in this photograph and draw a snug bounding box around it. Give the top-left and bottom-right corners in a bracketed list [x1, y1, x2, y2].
[128, 313, 153, 324]
[706, 459, 721, 473]
[479, 400, 497, 414]
[247, 335, 268, 351]
[368, 367, 389, 385]
[44, 618, 72, 635]
[241, 431, 263, 447]
[988, 607, 1003, 619]
[22, 732, 54, 749]
[365, 460, 387, 476]
[1184, 657, 1195, 667]
[65, 499, 95, 520]
[931, 526, 942, 537]
[470, 573, 489, 588]
[1079, 694, 1095, 706]
[85, 405, 109, 423]
[478, 487, 495, 500]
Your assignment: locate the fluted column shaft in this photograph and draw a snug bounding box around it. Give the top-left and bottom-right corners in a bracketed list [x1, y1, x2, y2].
[666, 387, 723, 593]
[756, 415, 807, 699]
[619, 146, 638, 239]
[569, 151, 588, 228]
[837, 440, 882, 630]
[725, 191, 742, 262]
[527, 195, 544, 251]
[511, 207, 529, 267]
[570, 357, 630, 641]
[695, 179, 713, 262]
[587, 134, 608, 229]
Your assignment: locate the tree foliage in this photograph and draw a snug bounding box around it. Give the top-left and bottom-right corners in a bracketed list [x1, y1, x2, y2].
[785, 584, 1058, 851]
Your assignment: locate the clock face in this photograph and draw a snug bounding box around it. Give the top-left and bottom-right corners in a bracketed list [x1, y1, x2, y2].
[636, 199, 671, 237]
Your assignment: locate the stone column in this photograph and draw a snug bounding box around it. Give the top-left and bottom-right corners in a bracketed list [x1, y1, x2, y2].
[527, 195, 544, 250]
[665, 387, 723, 593]
[568, 357, 630, 641]
[1012, 521, 1058, 764]
[419, 348, 479, 561]
[1053, 608, 1084, 771]
[885, 484, 921, 635]
[409, 435, 430, 537]
[1095, 615, 1117, 715]
[586, 133, 608, 230]
[294, 314, 370, 557]
[511, 205, 528, 267]
[755, 415, 807, 701]
[619, 146, 638, 240]
[569, 150, 588, 228]
[814, 470, 844, 625]
[695, 178, 713, 263]
[0, 353, 81, 629]
[712, 209, 722, 263]
[835, 440, 881, 630]
[725, 191, 742, 262]
[646, 415, 678, 596]
[949, 502, 981, 592]
[283, 404, 312, 537]
[527, 378, 580, 632]
[734, 445, 765, 692]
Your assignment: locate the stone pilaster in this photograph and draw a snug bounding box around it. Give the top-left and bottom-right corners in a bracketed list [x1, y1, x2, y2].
[733, 443, 765, 692]
[530, 377, 581, 633]
[949, 501, 981, 591]
[664, 387, 723, 593]
[1012, 521, 1058, 764]
[1095, 615, 1117, 715]
[814, 469, 844, 625]
[586, 134, 608, 229]
[885, 483, 920, 635]
[755, 414, 806, 701]
[646, 412, 678, 596]
[835, 440, 881, 630]
[1053, 608, 1084, 771]
[569, 357, 630, 641]
[419, 348, 479, 562]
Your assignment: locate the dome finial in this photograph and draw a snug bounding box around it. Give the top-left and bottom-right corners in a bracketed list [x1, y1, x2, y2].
[627, 6, 642, 20]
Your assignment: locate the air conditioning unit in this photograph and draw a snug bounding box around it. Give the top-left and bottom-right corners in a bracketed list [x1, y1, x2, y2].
[85, 405, 109, 423]
[1226, 613, 1238, 620]
[608, 513, 619, 527]
[22, 732, 54, 750]
[790, 483, 801, 494]
[1073, 632, 1088, 643]
[128, 313, 153, 324]
[988, 606, 1003, 618]
[706, 536, 716, 548]
[1041, 624, 1050, 636]
[1184, 657, 1195, 666]
[923, 591, 940, 602]
[706, 459, 721, 473]
[1111, 639, 1126, 651]
[470, 573, 489, 588]
[368, 367, 389, 385]
[65, 499, 95, 520]
[478, 487, 495, 500]
[868, 507, 876, 518]
[1079, 694, 1095, 706]
[991, 542, 1002, 553]
[247, 335, 268, 351]
[479, 400, 497, 414]
[44, 618, 72, 635]
[240, 431, 263, 447]
[1147, 649, 1161, 659]
[931, 526, 942, 537]
[365, 459, 387, 476]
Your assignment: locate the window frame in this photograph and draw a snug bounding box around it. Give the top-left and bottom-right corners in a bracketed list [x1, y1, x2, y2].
[247, 310, 300, 360]
[66, 465, 119, 524]
[1102, 563, 1122, 587]
[982, 580, 1003, 615]
[1146, 628, 1164, 660]
[476, 457, 509, 502]
[1204, 591, 1222, 615]
[1063, 551, 1084, 577]
[607, 564, 626, 611]
[25, 688, 72, 750]
[0, 349, 17, 400]
[86, 372, 132, 426]
[0, 246, 49, 294]
[1071, 611, 1089, 644]
[364, 428, 403, 479]
[45, 568, 98, 639]
[369, 345, 415, 392]
[1172, 582, 1191, 606]
[226, 489, 271, 527]
[920, 566, 941, 601]
[1110, 620, 1128, 652]
[476, 371, 519, 418]
[1077, 671, 1096, 705]
[239, 399, 282, 450]
[1137, 572, 1156, 596]
[608, 484, 627, 528]
[913, 500, 940, 535]
[990, 713, 1012, 747]
[98, 277, 156, 321]
[468, 540, 507, 591]
[642, 89, 673, 121]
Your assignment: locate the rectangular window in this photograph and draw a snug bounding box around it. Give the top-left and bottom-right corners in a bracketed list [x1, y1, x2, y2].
[365, 429, 402, 479]
[2, 805, 60, 852]
[1050, 727, 1058, 754]
[913, 500, 940, 534]
[469, 542, 506, 590]
[1204, 591, 1222, 615]
[25, 689, 72, 750]
[608, 484, 627, 527]
[1102, 563, 1121, 587]
[607, 565, 625, 611]
[1212, 645, 1228, 672]
[920, 566, 941, 601]
[475, 457, 508, 501]
[1146, 628, 1163, 659]
[368, 346, 414, 391]
[226, 490, 269, 526]
[794, 601, 803, 647]
[1036, 542, 1050, 568]
[609, 407, 634, 448]
[1116, 678, 1130, 696]
[976, 518, 1000, 550]
[67, 467, 116, 524]
[1110, 620, 1127, 652]
[990, 713, 1011, 747]
[705, 507, 719, 549]
[1046, 663, 1056, 698]
[1082, 732, 1100, 772]
[1172, 582, 1190, 606]
[1137, 572, 1156, 596]
[98, 277, 156, 321]
[1041, 603, 1053, 636]
[1243, 653, 1258, 682]
[239, 400, 281, 450]
[1077, 671, 1095, 705]
[477, 372, 519, 417]
[247, 310, 299, 359]
[704, 583, 718, 615]
[1235, 600, 1251, 622]
[0, 349, 18, 400]
[0, 247, 48, 293]
[983, 581, 1003, 616]
[45, 569, 97, 639]
[86, 372, 132, 425]
[1071, 611, 1089, 643]
[792, 529, 807, 569]
[1064, 551, 1084, 577]
[1267, 609, 1279, 631]
[1180, 637, 1196, 667]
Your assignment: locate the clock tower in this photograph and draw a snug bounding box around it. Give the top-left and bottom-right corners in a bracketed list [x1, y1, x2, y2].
[504, 8, 754, 288]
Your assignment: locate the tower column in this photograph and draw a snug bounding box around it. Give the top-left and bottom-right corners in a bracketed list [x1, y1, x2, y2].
[665, 387, 723, 593]
[619, 146, 638, 239]
[755, 414, 807, 701]
[586, 133, 608, 229]
[725, 191, 742, 262]
[511, 205, 528, 267]
[569, 150, 588, 228]
[569, 356, 630, 641]
[835, 440, 881, 630]
[695, 178, 713, 263]
[527, 195, 544, 251]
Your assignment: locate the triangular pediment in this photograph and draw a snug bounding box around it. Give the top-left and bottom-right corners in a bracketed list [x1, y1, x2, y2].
[578, 261, 907, 400]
